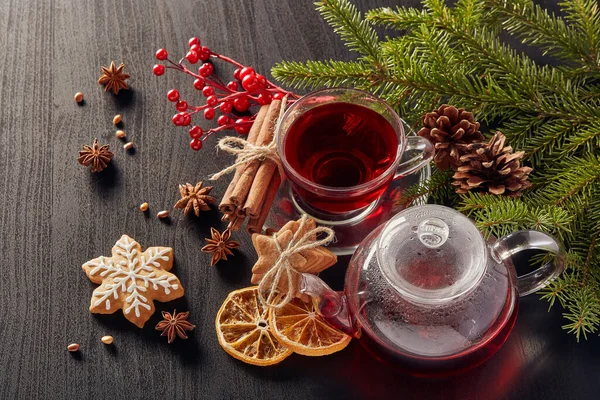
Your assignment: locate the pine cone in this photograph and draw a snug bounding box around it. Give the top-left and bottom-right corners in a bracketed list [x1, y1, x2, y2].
[452, 132, 532, 197]
[417, 104, 484, 170]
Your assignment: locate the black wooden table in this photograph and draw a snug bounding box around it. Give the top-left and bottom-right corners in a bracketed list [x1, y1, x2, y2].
[1, 0, 598, 399]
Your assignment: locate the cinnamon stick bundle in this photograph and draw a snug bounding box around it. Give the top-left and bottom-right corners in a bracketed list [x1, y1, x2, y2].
[217, 99, 285, 233]
[229, 100, 282, 210]
[243, 99, 287, 218]
[219, 105, 269, 215]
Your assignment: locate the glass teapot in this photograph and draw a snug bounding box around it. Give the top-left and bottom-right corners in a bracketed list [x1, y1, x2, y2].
[300, 205, 565, 376]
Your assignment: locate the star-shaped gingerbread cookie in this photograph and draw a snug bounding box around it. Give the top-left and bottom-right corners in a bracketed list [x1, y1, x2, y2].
[250, 218, 337, 294]
[82, 235, 184, 328]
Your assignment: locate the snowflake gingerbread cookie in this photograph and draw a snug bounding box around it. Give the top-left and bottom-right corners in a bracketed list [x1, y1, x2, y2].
[82, 235, 184, 328]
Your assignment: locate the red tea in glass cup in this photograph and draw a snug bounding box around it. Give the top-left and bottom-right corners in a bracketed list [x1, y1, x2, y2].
[277, 88, 434, 215]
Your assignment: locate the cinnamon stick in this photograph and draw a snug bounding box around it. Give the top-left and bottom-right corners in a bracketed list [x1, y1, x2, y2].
[243, 99, 287, 218]
[227, 215, 245, 232]
[243, 159, 279, 218]
[219, 105, 270, 215]
[247, 173, 281, 234]
[229, 100, 281, 209]
[235, 205, 247, 219]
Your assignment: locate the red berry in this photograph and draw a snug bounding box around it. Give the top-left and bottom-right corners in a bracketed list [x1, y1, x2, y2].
[186, 51, 199, 64]
[172, 114, 181, 126]
[218, 115, 230, 126]
[190, 44, 201, 53]
[155, 48, 168, 60]
[273, 92, 285, 100]
[233, 96, 250, 112]
[199, 46, 211, 61]
[257, 92, 272, 105]
[189, 126, 202, 139]
[227, 81, 239, 91]
[202, 86, 215, 97]
[189, 37, 200, 47]
[167, 89, 180, 102]
[172, 113, 185, 126]
[233, 68, 242, 80]
[242, 75, 259, 92]
[239, 67, 255, 80]
[182, 112, 191, 126]
[256, 74, 267, 88]
[199, 63, 214, 77]
[153, 64, 165, 76]
[190, 138, 203, 151]
[176, 100, 188, 111]
[193, 78, 205, 90]
[204, 107, 215, 120]
[206, 95, 218, 107]
[235, 118, 251, 134]
[199, 50, 210, 61]
[220, 101, 233, 113]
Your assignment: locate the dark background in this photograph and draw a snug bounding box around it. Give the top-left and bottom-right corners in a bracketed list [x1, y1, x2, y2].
[0, 0, 598, 399]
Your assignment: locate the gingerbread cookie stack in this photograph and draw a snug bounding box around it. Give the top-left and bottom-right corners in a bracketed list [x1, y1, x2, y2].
[251, 217, 337, 298]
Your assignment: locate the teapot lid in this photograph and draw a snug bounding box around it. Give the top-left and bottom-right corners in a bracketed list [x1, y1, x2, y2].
[377, 205, 487, 305]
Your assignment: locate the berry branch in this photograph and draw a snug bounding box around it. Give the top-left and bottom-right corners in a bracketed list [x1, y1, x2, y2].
[153, 37, 299, 151]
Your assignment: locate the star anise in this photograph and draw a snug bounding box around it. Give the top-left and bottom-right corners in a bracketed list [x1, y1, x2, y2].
[201, 228, 240, 266]
[98, 61, 130, 94]
[77, 138, 114, 172]
[174, 182, 216, 217]
[155, 310, 195, 344]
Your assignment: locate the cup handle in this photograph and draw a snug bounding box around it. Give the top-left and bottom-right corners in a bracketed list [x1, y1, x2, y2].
[394, 136, 435, 178]
[491, 230, 566, 297]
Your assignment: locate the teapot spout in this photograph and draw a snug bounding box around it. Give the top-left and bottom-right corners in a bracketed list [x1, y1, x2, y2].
[300, 273, 355, 336]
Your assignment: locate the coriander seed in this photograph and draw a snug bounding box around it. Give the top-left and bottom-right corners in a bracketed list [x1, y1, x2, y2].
[67, 343, 80, 352]
[139, 202, 149, 212]
[157, 210, 169, 219]
[74, 92, 84, 103]
[101, 336, 114, 345]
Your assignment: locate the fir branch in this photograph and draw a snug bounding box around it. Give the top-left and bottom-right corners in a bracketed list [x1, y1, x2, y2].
[490, 0, 595, 70]
[315, 0, 383, 67]
[560, 0, 600, 72]
[397, 169, 456, 207]
[271, 59, 377, 90]
[365, 7, 432, 31]
[539, 270, 578, 308]
[562, 286, 600, 341]
[563, 117, 600, 154]
[458, 193, 573, 239]
[534, 155, 600, 211]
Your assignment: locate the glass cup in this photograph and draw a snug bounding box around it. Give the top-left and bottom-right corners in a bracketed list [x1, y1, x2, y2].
[276, 88, 434, 217]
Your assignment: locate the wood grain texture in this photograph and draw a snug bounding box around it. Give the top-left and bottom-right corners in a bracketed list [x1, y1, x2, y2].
[0, 0, 598, 399]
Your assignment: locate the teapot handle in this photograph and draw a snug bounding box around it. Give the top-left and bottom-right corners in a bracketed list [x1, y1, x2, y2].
[491, 230, 566, 297]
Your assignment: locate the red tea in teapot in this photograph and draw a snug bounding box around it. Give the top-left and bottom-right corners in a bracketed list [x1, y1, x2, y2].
[356, 285, 518, 377]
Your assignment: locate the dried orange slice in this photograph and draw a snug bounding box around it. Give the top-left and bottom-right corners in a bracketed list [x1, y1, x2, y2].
[269, 297, 352, 356]
[216, 286, 292, 366]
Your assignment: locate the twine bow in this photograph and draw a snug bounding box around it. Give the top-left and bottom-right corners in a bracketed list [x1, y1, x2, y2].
[209, 95, 288, 181]
[257, 215, 335, 309]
